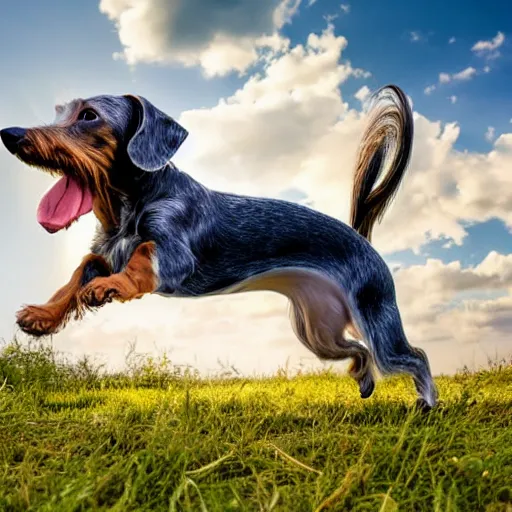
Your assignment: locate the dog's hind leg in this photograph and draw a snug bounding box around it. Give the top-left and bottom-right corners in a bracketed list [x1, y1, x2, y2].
[16, 254, 111, 337]
[231, 268, 376, 399]
[352, 282, 438, 409]
[286, 274, 376, 399]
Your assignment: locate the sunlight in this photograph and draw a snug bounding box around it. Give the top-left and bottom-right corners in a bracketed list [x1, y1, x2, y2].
[62, 213, 96, 272]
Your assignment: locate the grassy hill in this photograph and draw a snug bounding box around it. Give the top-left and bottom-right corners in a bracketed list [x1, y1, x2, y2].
[0, 340, 511, 511]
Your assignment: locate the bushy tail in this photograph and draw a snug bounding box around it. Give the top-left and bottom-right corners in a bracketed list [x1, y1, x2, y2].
[349, 84, 413, 242]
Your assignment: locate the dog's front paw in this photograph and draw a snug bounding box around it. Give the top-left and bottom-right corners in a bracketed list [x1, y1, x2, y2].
[16, 305, 62, 337]
[79, 277, 120, 308]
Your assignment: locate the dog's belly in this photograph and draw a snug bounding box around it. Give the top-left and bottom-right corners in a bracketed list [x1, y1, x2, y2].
[173, 259, 332, 298]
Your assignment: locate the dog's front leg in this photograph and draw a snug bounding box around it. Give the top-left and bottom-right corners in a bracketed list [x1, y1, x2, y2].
[16, 254, 111, 337]
[79, 242, 159, 308]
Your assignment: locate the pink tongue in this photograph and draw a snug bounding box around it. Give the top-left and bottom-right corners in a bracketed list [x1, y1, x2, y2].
[37, 176, 93, 233]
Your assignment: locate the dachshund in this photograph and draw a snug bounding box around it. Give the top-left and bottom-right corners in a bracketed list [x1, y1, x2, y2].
[0, 85, 438, 409]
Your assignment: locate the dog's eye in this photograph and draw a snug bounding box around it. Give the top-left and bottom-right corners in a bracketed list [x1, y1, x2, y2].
[79, 109, 98, 122]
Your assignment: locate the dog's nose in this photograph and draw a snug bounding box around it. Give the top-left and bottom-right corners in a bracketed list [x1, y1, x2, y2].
[0, 127, 27, 154]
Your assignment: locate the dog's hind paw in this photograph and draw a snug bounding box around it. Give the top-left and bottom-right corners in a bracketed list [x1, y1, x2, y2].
[16, 305, 62, 337]
[414, 398, 435, 413]
[358, 373, 375, 399]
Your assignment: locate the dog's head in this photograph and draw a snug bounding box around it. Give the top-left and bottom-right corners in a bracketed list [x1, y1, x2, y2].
[0, 95, 188, 233]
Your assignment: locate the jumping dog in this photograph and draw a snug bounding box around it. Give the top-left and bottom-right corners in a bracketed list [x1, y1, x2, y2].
[0, 85, 438, 409]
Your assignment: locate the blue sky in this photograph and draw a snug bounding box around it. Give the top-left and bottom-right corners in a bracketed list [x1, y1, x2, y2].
[0, 0, 511, 374]
[2, 0, 510, 139]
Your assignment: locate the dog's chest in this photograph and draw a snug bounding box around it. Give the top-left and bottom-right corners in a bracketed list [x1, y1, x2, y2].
[107, 235, 140, 271]
[94, 209, 142, 273]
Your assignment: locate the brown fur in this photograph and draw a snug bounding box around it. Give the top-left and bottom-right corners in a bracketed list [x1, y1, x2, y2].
[16, 254, 110, 336]
[22, 117, 120, 231]
[79, 242, 158, 308]
[17, 242, 157, 336]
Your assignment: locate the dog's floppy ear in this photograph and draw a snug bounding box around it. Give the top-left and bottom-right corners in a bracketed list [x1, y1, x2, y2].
[124, 94, 188, 172]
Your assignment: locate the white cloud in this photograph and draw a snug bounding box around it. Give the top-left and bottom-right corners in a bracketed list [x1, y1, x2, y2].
[395, 252, 512, 319]
[424, 84, 436, 95]
[323, 13, 339, 23]
[99, 0, 301, 76]
[392, 252, 512, 356]
[449, 95, 457, 104]
[439, 72, 452, 84]
[485, 126, 496, 142]
[166, 27, 512, 262]
[472, 31, 505, 59]
[453, 66, 477, 81]
[425, 33, 501, 94]
[438, 66, 477, 84]
[340, 3, 350, 13]
[354, 85, 370, 102]
[174, 24, 370, 197]
[410, 31, 421, 42]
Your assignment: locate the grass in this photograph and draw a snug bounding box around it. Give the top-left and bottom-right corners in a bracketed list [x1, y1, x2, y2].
[0, 340, 511, 511]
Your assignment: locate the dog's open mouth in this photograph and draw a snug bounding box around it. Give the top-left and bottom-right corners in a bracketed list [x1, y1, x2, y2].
[37, 176, 93, 233]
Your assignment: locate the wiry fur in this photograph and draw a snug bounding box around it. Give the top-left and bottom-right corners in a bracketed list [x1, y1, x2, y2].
[350, 85, 413, 242]
[0, 85, 438, 410]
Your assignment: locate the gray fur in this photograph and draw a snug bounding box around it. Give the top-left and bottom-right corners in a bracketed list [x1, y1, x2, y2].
[125, 95, 189, 172]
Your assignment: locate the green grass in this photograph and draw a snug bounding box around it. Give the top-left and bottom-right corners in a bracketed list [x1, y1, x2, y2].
[0, 340, 511, 511]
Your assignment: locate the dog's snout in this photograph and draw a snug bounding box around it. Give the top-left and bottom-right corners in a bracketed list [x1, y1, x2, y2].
[0, 127, 27, 155]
